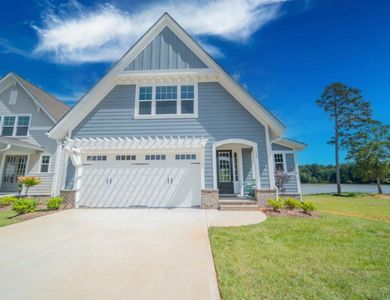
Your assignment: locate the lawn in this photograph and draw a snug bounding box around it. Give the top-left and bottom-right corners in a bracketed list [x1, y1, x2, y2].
[209, 194, 390, 299]
[0, 210, 19, 227]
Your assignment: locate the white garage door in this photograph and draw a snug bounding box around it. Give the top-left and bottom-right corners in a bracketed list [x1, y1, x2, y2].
[77, 154, 201, 208]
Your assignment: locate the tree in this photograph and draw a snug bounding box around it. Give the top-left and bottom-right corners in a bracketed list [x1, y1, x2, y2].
[17, 176, 41, 196]
[346, 120, 390, 194]
[274, 168, 291, 193]
[316, 83, 372, 194]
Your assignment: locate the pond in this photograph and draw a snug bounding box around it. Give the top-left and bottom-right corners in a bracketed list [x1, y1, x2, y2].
[301, 183, 390, 194]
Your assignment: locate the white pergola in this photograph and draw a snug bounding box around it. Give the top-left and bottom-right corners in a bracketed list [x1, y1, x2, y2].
[65, 136, 208, 152]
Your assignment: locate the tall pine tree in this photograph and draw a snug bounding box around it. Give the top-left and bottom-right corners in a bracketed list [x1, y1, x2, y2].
[316, 83, 371, 194]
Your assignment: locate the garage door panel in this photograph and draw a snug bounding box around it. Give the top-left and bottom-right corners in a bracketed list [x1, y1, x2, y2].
[78, 159, 201, 208]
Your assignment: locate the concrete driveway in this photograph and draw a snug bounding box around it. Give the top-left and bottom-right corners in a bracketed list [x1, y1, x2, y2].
[0, 209, 266, 300]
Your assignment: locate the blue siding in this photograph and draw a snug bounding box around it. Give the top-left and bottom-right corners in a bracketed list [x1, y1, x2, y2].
[73, 82, 270, 189]
[126, 27, 207, 71]
[241, 148, 253, 184]
[272, 143, 292, 151]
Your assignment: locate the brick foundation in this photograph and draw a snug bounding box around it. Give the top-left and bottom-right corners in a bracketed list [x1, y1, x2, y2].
[60, 190, 76, 209]
[255, 189, 278, 208]
[201, 189, 219, 209]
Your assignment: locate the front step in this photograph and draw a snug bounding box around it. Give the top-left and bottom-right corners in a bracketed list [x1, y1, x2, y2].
[219, 204, 260, 211]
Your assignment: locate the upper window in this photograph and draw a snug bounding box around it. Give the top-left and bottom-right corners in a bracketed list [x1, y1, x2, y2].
[87, 155, 107, 161]
[0, 115, 30, 137]
[135, 84, 197, 118]
[274, 154, 284, 171]
[40, 155, 51, 173]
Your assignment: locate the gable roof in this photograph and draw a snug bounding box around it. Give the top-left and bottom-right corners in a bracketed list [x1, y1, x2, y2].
[0, 72, 70, 122]
[274, 137, 307, 150]
[0, 136, 44, 151]
[49, 13, 285, 139]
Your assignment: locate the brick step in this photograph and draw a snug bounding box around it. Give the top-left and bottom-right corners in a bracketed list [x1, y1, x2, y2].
[219, 199, 257, 205]
[219, 204, 260, 211]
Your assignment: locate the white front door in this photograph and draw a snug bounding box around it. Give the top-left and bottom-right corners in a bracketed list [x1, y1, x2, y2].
[78, 155, 201, 208]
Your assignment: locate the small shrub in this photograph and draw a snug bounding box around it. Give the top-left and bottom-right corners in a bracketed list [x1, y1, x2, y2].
[300, 201, 315, 214]
[12, 198, 37, 214]
[0, 196, 17, 207]
[284, 198, 301, 209]
[267, 198, 284, 211]
[47, 197, 63, 210]
[344, 192, 358, 197]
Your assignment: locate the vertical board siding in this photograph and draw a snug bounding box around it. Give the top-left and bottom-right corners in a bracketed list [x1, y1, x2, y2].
[73, 82, 271, 189]
[241, 148, 253, 184]
[126, 27, 207, 71]
[0, 84, 56, 195]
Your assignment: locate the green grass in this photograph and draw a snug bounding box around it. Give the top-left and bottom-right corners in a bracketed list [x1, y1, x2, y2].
[0, 210, 19, 227]
[209, 194, 390, 299]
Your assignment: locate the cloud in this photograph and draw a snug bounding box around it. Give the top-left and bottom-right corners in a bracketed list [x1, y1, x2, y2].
[32, 0, 287, 64]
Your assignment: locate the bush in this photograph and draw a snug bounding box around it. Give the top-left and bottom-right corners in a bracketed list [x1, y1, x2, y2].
[12, 198, 37, 214]
[267, 198, 284, 211]
[300, 201, 315, 214]
[0, 196, 17, 207]
[47, 197, 63, 210]
[284, 198, 301, 209]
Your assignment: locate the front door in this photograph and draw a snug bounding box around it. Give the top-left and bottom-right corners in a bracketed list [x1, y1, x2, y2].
[217, 150, 234, 194]
[1, 155, 28, 192]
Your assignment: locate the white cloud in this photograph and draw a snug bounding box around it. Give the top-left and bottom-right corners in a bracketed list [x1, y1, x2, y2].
[33, 0, 287, 63]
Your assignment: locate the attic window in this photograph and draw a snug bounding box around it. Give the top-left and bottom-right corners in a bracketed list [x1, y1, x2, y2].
[9, 90, 18, 105]
[135, 84, 198, 119]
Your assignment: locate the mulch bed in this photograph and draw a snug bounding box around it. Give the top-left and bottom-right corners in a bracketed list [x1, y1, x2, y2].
[263, 208, 319, 218]
[1, 201, 63, 223]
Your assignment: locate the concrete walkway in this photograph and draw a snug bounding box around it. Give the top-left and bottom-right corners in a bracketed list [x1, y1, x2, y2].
[0, 209, 266, 300]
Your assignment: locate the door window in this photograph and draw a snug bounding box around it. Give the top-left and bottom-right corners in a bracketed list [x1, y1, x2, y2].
[218, 151, 232, 182]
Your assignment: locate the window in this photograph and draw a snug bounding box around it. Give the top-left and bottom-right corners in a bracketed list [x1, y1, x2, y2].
[40, 155, 51, 173]
[136, 84, 197, 117]
[181, 85, 194, 114]
[175, 154, 196, 160]
[145, 154, 166, 161]
[0, 115, 30, 137]
[116, 155, 136, 161]
[86, 155, 107, 161]
[274, 154, 284, 171]
[139, 87, 152, 115]
[156, 86, 177, 114]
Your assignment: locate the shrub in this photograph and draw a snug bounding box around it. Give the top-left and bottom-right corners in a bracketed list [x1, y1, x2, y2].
[0, 196, 17, 207]
[47, 197, 63, 210]
[267, 198, 284, 211]
[284, 198, 301, 209]
[12, 198, 37, 214]
[17, 176, 41, 196]
[300, 201, 315, 214]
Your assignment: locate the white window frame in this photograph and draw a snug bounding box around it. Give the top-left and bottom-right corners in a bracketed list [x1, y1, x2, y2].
[0, 114, 32, 137]
[39, 153, 51, 173]
[134, 83, 198, 119]
[273, 151, 296, 174]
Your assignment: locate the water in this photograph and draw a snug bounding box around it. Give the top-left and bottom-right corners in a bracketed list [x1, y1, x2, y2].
[301, 183, 390, 195]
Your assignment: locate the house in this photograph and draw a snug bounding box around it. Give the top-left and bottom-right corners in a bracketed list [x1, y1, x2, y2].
[49, 13, 306, 208]
[0, 72, 70, 195]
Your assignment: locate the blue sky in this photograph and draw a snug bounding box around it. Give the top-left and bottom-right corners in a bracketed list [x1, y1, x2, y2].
[1, 0, 389, 165]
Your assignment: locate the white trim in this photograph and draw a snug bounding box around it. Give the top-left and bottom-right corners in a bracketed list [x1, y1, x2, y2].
[134, 83, 198, 119]
[51, 141, 62, 196]
[48, 13, 284, 140]
[294, 150, 303, 197]
[266, 126, 276, 189]
[272, 138, 307, 151]
[212, 139, 261, 190]
[30, 126, 51, 131]
[9, 89, 18, 105]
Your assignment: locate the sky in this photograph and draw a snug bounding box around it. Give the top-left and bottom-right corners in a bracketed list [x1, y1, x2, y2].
[0, 0, 389, 165]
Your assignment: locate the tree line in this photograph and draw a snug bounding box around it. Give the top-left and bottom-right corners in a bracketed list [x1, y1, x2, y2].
[299, 163, 390, 185]
[315, 83, 389, 194]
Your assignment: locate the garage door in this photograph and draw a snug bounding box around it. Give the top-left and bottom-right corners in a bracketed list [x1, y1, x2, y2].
[77, 153, 201, 208]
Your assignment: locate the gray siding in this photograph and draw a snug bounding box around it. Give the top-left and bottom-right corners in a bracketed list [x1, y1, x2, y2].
[0, 83, 56, 195]
[126, 27, 207, 71]
[272, 143, 292, 151]
[73, 82, 271, 189]
[241, 148, 253, 184]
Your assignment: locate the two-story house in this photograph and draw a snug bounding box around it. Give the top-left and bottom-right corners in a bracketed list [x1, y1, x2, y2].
[49, 13, 306, 209]
[0, 73, 69, 195]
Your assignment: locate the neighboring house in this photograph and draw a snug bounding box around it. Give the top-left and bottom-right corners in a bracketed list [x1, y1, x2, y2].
[49, 13, 306, 208]
[0, 73, 69, 195]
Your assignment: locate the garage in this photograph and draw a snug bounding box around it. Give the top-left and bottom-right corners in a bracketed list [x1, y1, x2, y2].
[65, 136, 207, 208]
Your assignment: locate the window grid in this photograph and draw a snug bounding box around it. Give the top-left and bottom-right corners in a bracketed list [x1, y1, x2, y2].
[175, 154, 197, 160]
[274, 154, 284, 171]
[145, 154, 166, 161]
[40, 155, 50, 173]
[116, 155, 136, 161]
[86, 155, 107, 161]
[0, 115, 30, 137]
[218, 152, 232, 182]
